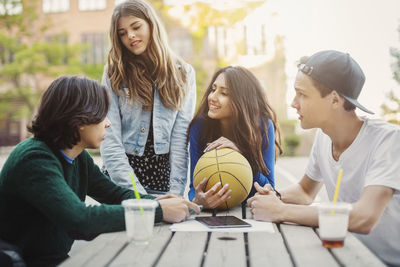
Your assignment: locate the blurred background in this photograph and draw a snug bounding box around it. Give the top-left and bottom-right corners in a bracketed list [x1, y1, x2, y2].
[1, 0, 400, 159]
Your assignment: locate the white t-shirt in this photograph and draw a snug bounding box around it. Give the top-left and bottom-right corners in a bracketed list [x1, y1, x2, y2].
[306, 117, 400, 266]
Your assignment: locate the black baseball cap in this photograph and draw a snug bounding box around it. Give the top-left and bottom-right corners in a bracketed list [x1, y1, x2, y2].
[298, 50, 374, 114]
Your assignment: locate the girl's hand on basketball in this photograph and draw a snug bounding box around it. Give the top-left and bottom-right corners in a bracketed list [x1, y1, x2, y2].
[193, 178, 231, 209]
[204, 137, 240, 153]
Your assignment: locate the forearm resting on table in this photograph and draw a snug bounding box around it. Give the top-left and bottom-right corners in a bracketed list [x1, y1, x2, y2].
[280, 203, 319, 226]
[280, 184, 317, 205]
[280, 175, 322, 205]
[282, 185, 394, 233]
[348, 185, 394, 234]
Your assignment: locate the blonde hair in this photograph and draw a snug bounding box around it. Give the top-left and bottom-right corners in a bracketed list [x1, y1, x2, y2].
[107, 0, 187, 110]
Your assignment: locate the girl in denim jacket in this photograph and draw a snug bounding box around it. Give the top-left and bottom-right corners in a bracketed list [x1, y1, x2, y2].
[188, 66, 282, 209]
[100, 0, 196, 196]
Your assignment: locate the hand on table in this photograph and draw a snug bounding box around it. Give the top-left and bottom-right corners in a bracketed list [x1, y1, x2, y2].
[193, 177, 231, 209]
[154, 194, 181, 200]
[254, 182, 274, 195]
[159, 197, 201, 223]
[247, 182, 284, 222]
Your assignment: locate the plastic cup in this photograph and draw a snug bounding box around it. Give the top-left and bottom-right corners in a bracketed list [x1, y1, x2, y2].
[318, 202, 352, 248]
[121, 199, 158, 245]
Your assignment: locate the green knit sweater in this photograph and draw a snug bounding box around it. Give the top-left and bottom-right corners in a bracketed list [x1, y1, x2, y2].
[0, 138, 163, 266]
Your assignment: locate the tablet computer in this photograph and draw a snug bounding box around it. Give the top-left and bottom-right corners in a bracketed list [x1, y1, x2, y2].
[195, 215, 251, 228]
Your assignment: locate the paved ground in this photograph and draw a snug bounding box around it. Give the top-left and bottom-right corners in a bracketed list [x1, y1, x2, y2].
[275, 156, 329, 202]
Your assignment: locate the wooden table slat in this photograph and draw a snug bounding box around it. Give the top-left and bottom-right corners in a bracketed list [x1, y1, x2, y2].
[248, 230, 293, 267]
[213, 204, 245, 218]
[204, 232, 246, 267]
[109, 223, 172, 267]
[315, 229, 386, 267]
[157, 231, 208, 267]
[280, 223, 339, 267]
[59, 206, 387, 267]
[59, 231, 126, 267]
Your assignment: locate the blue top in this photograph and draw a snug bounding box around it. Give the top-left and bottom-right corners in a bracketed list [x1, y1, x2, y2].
[188, 118, 276, 201]
[59, 149, 74, 164]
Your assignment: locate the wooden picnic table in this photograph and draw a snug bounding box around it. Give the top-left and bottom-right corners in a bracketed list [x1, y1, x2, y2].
[60, 205, 385, 267]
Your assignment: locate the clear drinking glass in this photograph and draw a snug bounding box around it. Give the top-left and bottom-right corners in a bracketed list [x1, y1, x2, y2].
[122, 199, 158, 245]
[318, 202, 352, 248]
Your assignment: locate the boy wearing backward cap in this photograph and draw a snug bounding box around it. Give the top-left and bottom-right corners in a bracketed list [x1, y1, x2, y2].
[248, 50, 400, 266]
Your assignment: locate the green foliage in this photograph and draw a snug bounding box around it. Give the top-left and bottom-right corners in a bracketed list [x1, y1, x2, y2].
[280, 119, 300, 157]
[0, 0, 93, 120]
[283, 134, 300, 157]
[279, 119, 297, 137]
[81, 64, 105, 82]
[391, 46, 400, 84]
[381, 26, 400, 125]
[182, 2, 263, 53]
[168, 1, 264, 111]
[0, 0, 38, 35]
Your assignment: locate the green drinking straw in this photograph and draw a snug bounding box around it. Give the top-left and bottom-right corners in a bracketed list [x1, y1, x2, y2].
[129, 172, 144, 215]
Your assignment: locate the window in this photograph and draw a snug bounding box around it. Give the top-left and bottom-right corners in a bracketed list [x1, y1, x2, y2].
[0, 38, 20, 65]
[207, 26, 234, 59]
[45, 34, 68, 44]
[0, 0, 22, 15]
[244, 24, 268, 55]
[42, 0, 69, 13]
[81, 33, 108, 65]
[79, 0, 106, 11]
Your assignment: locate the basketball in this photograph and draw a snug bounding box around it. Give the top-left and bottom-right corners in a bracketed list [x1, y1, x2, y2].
[193, 148, 253, 210]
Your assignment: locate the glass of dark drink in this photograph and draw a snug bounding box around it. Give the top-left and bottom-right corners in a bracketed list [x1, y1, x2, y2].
[318, 202, 352, 248]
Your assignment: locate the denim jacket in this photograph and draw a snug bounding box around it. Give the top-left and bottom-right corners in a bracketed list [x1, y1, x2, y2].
[100, 64, 196, 195]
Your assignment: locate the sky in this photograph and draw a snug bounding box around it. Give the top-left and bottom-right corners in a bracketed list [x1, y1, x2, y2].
[264, 0, 400, 118]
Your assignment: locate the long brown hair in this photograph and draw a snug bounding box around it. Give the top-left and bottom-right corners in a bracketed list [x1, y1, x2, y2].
[107, 0, 187, 110]
[188, 66, 282, 176]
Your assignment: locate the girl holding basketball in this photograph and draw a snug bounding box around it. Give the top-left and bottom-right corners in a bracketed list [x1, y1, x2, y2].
[188, 66, 282, 209]
[100, 0, 196, 196]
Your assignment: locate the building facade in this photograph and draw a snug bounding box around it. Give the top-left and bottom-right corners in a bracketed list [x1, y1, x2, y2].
[1, 0, 290, 148]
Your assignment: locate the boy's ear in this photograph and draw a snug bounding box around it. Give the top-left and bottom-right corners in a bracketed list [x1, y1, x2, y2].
[331, 90, 341, 106]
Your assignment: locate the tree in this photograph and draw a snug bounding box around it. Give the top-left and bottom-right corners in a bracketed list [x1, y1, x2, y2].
[165, 1, 263, 107]
[0, 0, 84, 120]
[381, 25, 400, 125]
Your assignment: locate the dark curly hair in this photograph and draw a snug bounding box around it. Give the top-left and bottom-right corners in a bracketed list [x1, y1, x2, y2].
[28, 76, 110, 149]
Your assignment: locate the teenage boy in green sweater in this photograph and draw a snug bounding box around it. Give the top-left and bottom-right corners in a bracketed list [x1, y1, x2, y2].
[0, 76, 200, 267]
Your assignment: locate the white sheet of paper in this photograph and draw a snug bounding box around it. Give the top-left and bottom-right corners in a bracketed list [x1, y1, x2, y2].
[170, 219, 274, 233]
